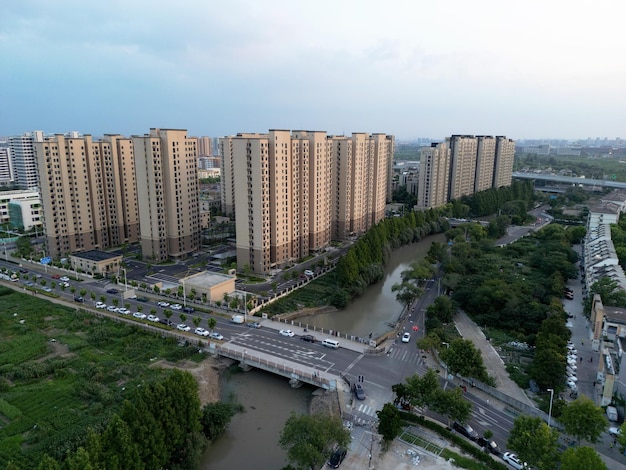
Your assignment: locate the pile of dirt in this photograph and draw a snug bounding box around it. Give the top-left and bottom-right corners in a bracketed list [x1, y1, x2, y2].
[309, 389, 341, 417]
[151, 357, 224, 405]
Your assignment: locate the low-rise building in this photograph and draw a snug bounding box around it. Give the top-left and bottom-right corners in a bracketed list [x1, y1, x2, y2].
[69, 250, 122, 277]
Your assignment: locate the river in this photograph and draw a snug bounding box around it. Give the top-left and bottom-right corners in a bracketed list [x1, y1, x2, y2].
[201, 233, 446, 469]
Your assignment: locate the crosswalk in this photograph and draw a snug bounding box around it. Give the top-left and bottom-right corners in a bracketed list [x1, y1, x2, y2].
[349, 402, 378, 426]
[386, 347, 427, 367]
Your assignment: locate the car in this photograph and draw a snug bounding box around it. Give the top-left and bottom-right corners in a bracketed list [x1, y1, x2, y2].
[477, 437, 499, 455]
[107, 306, 117, 312]
[279, 329, 295, 337]
[502, 451, 527, 469]
[176, 323, 191, 332]
[567, 375, 578, 382]
[304, 269, 314, 277]
[182, 306, 195, 313]
[59, 276, 70, 282]
[35, 274, 42, 278]
[106, 288, 119, 294]
[159, 318, 174, 327]
[147, 314, 160, 322]
[401, 332, 411, 343]
[194, 327, 210, 337]
[452, 422, 478, 440]
[566, 379, 577, 390]
[157, 301, 170, 308]
[300, 334, 316, 343]
[209, 332, 224, 340]
[19, 268, 28, 273]
[74, 296, 84, 302]
[327, 448, 347, 468]
[43, 287, 52, 292]
[25, 281, 34, 287]
[135, 296, 149, 302]
[95, 302, 106, 309]
[118, 308, 131, 315]
[170, 303, 183, 310]
[353, 383, 365, 400]
[51, 274, 60, 279]
[248, 321, 261, 329]
[567, 358, 577, 366]
[609, 426, 622, 437]
[59, 282, 69, 288]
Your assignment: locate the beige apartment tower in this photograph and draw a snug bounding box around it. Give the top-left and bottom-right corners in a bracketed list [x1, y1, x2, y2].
[132, 128, 200, 262]
[417, 142, 451, 210]
[221, 129, 393, 273]
[494, 136, 516, 188]
[34, 133, 140, 259]
[448, 135, 478, 200]
[474, 136, 497, 193]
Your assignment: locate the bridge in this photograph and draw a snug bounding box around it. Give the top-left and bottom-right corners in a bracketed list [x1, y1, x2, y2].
[513, 171, 626, 189]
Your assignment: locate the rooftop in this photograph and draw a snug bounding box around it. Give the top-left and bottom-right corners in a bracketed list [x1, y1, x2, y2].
[72, 250, 121, 262]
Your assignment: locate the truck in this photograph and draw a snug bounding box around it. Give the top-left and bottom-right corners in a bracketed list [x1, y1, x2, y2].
[607, 406, 618, 422]
[231, 315, 245, 324]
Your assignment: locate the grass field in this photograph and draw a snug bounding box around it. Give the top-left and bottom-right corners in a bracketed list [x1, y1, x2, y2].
[0, 286, 204, 469]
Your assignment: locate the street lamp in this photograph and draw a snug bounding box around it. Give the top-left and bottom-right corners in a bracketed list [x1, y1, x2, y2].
[547, 388, 554, 427]
[442, 342, 450, 380]
[121, 268, 128, 291]
[182, 278, 186, 307]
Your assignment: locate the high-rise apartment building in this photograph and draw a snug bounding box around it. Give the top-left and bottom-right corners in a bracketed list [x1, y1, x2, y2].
[220, 129, 393, 273]
[132, 128, 200, 262]
[0, 143, 14, 186]
[9, 131, 44, 190]
[195, 136, 214, 157]
[417, 142, 451, 210]
[494, 136, 516, 188]
[34, 133, 140, 258]
[417, 134, 515, 209]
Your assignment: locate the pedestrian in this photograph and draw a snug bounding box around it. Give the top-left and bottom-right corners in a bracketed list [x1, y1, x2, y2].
[580, 357, 583, 362]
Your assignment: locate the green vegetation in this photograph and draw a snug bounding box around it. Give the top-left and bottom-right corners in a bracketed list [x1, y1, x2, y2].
[0, 287, 229, 469]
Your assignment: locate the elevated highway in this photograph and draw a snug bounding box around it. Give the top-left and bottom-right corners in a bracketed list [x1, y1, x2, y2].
[513, 171, 626, 189]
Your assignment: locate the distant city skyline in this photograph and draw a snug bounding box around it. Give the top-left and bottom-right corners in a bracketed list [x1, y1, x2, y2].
[2, 1, 625, 140]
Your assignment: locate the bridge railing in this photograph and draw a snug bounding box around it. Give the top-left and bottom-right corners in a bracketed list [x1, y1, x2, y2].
[270, 317, 374, 346]
[217, 344, 336, 391]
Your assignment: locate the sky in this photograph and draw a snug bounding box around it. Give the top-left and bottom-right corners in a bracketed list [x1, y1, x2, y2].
[1, 0, 625, 141]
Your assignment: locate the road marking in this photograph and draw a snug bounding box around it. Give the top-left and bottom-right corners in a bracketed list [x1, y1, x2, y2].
[344, 353, 364, 374]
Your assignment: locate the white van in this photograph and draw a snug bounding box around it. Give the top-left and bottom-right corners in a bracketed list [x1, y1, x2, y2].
[322, 338, 339, 349]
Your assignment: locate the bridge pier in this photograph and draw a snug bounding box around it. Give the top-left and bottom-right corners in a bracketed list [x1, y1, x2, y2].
[289, 377, 303, 388]
[239, 361, 252, 372]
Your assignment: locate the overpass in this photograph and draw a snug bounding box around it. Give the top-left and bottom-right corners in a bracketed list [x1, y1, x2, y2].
[513, 171, 626, 189]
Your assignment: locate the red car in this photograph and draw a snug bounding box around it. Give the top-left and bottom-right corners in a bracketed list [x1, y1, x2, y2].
[52, 274, 60, 279]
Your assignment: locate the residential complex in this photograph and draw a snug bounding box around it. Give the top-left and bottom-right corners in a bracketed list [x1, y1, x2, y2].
[33, 128, 199, 261]
[8, 131, 44, 190]
[219, 130, 394, 273]
[417, 135, 515, 209]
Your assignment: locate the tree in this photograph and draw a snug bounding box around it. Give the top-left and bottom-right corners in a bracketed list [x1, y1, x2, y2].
[391, 280, 423, 309]
[179, 313, 187, 324]
[201, 402, 236, 441]
[163, 309, 172, 322]
[377, 403, 402, 443]
[405, 369, 439, 410]
[439, 338, 490, 383]
[559, 396, 607, 445]
[507, 415, 559, 469]
[279, 413, 350, 470]
[430, 388, 471, 426]
[560, 446, 607, 470]
[192, 317, 201, 328]
[207, 317, 217, 332]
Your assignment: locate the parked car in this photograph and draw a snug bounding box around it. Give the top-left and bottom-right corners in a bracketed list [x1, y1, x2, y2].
[502, 451, 527, 469]
[159, 318, 174, 327]
[304, 269, 314, 277]
[43, 287, 52, 292]
[353, 383, 366, 400]
[182, 306, 195, 313]
[327, 448, 347, 468]
[51, 274, 60, 279]
[107, 306, 117, 312]
[106, 288, 119, 294]
[74, 296, 84, 302]
[477, 437, 499, 455]
[300, 334, 316, 343]
[132, 312, 146, 319]
[609, 426, 622, 437]
[59, 276, 70, 282]
[157, 301, 170, 308]
[209, 332, 224, 340]
[118, 308, 131, 315]
[95, 302, 106, 309]
[135, 296, 149, 302]
[452, 422, 478, 440]
[279, 329, 295, 337]
[59, 282, 70, 288]
[147, 314, 160, 322]
[171, 304, 182, 310]
[19, 269, 28, 273]
[401, 332, 411, 343]
[248, 321, 261, 329]
[176, 323, 191, 332]
[194, 327, 209, 337]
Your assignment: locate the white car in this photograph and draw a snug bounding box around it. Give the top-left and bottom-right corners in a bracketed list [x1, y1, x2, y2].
[177, 323, 191, 332]
[279, 329, 295, 337]
[609, 426, 622, 437]
[157, 301, 170, 308]
[567, 358, 577, 366]
[502, 452, 527, 469]
[194, 327, 209, 337]
[59, 282, 70, 288]
[118, 308, 131, 315]
[171, 304, 182, 310]
[401, 332, 411, 343]
[133, 312, 147, 319]
[209, 332, 224, 340]
[59, 276, 70, 282]
[566, 379, 577, 389]
[95, 302, 106, 309]
[147, 314, 160, 322]
[107, 306, 117, 312]
[567, 375, 578, 382]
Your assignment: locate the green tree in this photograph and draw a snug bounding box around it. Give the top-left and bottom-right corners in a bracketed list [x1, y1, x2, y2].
[391, 280, 423, 310]
[405, 368, 439, 410]
[207, 317, 217, 332]
[439, 338, 490, 383]
[430, 388, 471, 426]
[36, 455, 61, 470]
[507, 415, 559, 469]
[163, 309, 172, 322]
[584, 277, 626, 313]
[279, 413, 350, 470]
[100, 295, 106, 303]
[98, 415, 143, 470]
[192, 317, 201, 328]
[560, 446, 607, 470]
[201, 402, 236, 441]
[16, 235, 33, 258]
[179, 313, 187, 324]
[377, 403, 402, 443]
[559, 396, 607, 445]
